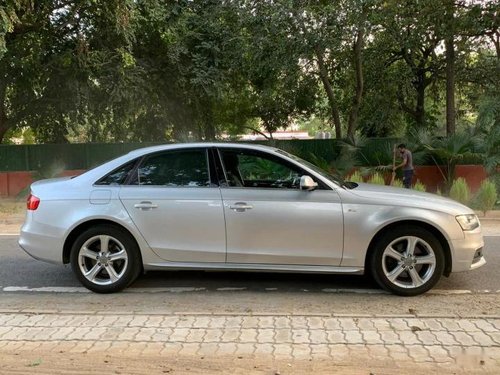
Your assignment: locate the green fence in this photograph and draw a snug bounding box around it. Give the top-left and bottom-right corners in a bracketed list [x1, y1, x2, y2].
[0, 138, 401, 172]
[0, 142, 163, 171]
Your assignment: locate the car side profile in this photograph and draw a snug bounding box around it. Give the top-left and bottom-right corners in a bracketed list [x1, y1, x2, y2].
[19, 143, 486, 296]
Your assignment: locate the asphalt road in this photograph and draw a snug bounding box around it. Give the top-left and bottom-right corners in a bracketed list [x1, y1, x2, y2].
[1, 235, 498, 292]
[0, 235, 499, 317]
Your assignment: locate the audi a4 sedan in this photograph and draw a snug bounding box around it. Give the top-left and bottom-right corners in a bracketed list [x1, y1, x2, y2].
[19, 143, 485, 295]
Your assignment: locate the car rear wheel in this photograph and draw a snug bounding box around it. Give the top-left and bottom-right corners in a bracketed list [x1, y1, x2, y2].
[370, 225, 445, 296]
[70, 225, 141, 293]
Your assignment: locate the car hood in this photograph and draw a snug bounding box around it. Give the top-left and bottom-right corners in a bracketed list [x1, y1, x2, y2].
[347, 182, 474, 215]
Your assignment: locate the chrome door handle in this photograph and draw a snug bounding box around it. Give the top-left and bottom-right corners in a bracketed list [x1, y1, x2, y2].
[229, 202, 253, 212]
[134, 201, 158, 210]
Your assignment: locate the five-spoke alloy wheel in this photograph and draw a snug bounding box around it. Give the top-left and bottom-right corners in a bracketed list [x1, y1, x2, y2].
[70, 225, 141, 293]
[370, 225, 445, 296]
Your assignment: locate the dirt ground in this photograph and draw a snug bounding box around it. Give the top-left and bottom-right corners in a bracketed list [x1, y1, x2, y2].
[0, 198, 23, 233]
[0, 349, 491, 375]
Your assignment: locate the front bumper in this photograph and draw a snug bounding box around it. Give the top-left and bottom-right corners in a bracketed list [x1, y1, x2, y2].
[449, 227, 486, 272]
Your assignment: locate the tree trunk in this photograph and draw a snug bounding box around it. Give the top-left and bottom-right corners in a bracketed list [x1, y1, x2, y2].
[0, 122, 8, 144]
[0, 80, 9, 144]
[347, 25, 365, 139]
[414, 74, 426, 128]
[315, 47, 342, 139]
[203, 109, 216, 140]
[445, 36, 456, 136]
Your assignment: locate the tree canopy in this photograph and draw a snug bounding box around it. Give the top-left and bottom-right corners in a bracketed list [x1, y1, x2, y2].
[0, 0, 498, 144]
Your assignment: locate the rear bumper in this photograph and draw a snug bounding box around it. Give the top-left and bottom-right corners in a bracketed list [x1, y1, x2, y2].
[19, 219, 65, 264]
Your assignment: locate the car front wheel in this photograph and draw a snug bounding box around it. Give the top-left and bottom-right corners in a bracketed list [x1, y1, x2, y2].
[370, 225, 445, 296]
[70, 225, 141, 293]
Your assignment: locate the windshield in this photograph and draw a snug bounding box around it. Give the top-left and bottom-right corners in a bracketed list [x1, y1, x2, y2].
[276, 149, 350, 188]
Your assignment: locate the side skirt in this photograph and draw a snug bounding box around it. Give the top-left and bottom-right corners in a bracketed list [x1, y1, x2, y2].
[143, 262, 364, 275]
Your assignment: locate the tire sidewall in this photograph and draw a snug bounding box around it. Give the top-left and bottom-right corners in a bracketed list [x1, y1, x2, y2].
[70, 225, 141, 293]
[370, 226, 445, 296]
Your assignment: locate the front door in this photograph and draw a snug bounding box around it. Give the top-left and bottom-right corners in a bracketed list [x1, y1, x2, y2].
[218, 148, 344, 266]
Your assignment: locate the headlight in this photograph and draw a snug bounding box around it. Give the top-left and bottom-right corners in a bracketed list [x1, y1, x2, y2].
[456, 214, 480, 231]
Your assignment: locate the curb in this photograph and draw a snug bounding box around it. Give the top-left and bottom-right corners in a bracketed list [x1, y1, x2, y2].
[1, 309, 500, 319]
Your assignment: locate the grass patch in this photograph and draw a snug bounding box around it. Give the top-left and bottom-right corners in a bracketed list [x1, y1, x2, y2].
[0, 198, 25, 215]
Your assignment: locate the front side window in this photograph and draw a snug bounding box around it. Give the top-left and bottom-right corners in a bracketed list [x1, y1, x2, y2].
[130, 149, 210, 187]
[219, 149, 308, 189]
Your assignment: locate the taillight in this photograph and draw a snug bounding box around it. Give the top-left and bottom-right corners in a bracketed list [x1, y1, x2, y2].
[27, 194, 40, 211]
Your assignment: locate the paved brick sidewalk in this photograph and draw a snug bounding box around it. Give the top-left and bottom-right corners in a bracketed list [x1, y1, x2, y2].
[1, 312, 499, 372]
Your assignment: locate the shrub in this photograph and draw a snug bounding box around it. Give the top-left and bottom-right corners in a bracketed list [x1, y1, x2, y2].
[413, 180, 426, 192]
[367, 172, 385, 185]
[348, 170, 363, 183]
[475, 179, 498, 214]
[449, 178, 471, 205]
[392, 179, 404, 188]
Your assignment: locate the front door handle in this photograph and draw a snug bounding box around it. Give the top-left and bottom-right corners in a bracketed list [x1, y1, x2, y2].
[134, 201, 158, 210]
[229, 202, 253, 212]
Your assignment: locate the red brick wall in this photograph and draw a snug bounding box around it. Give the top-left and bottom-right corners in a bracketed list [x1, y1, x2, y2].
[0, 170, 85, 197]
[455, 165, 488, 193]
[0, 166, 490, 197]
[414, 166, 447, 193]
[345, 165, 488, 193]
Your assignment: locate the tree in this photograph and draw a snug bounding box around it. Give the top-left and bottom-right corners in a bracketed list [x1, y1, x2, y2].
[1, 1, 498, 144]
[444, 0, 457, 136]
[295, 1, 371, 139]
[377, 0, 446, 130]
[0, 0, 138, 143]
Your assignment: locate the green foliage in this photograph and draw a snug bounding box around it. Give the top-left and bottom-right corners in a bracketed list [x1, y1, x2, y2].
[367, 172, 385, 185]
[0, 0, 21, 59]
[356, 137, 395, 167]
[306, 139, 358, 179]
[308, 153, 331, 174]
[347, 170, 363, 183]
[413, 180, 427, 192]
[474, 179, 498, 214]
[0, 0, 498, 146]
[392, 179, 404, 188]
[449, 178, 471, 205]
[424, 132, 483, 191]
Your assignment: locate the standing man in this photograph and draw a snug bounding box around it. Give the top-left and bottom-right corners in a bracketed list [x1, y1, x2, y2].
[393, 143, 414, 188]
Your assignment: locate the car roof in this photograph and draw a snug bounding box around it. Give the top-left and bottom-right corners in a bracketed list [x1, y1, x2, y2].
[127, 142, 279, 157]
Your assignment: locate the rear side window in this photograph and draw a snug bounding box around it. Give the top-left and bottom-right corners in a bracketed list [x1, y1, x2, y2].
[130, 149, 210, 187]
[95, 161, 136, 186]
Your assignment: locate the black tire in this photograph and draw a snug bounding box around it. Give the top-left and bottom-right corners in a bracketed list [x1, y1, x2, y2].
[70, 224, 142, 293]
[369, 225, 445, 296]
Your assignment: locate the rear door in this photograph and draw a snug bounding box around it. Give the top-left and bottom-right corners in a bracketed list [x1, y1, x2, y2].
[119, 148, 226, 263]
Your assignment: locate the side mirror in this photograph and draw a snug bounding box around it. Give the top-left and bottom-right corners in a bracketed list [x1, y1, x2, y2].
[300, 175, 318, 191]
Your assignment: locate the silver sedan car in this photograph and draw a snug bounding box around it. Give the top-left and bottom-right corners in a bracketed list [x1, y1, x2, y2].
[19, 143, 485, 295]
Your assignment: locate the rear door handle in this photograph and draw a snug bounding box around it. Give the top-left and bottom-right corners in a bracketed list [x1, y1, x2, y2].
[134, 201, 158, 210]
[229, 202, 253, 212]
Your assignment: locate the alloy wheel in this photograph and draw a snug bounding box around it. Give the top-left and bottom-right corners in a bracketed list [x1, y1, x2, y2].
[381, 235, 437, 289]
[77, 235, 129, 286]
